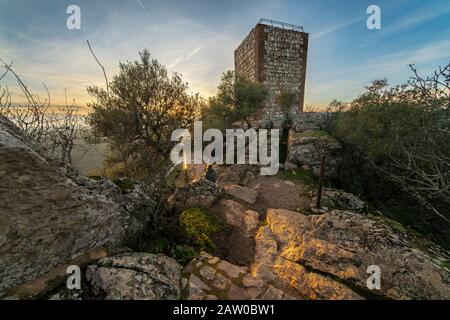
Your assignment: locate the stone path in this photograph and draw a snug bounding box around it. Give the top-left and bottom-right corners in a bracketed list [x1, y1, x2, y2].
[181, 252, 299, 300]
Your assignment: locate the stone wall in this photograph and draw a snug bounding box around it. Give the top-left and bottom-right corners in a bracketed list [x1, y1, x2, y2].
[234, 28, 257, 82]
[263, 25, 308, 126]
[234, 22, 309, 128]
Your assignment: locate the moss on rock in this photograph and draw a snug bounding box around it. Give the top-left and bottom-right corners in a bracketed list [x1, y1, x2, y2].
[180, 207, 222, 251]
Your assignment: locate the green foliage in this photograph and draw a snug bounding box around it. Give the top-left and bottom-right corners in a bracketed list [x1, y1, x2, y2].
[330, 63, 450, 247]
[179, 207, 222, 251]
[283, 167, 318, 186]
[147, 238, 198, 265]
[87, 49, 204, 182]
[202, 71, 268, 129]
[441, 260, 450, 271]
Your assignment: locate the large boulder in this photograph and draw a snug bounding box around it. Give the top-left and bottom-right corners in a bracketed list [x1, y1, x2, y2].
[86, 253, 182, 300]
[223, 184, 258, 204]
[168, 178, 222, 212]
[216, 199, 259, 237]
[287, 129, 343, 179]
[311, 188, 367, 212]
[0, 116, 143, 296]
[291, 112, 328, 132]
[251, 209, 450, 300]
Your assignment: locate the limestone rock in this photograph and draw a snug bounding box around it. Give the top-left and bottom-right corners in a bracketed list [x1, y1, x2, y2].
[291, 112, 328, 132]
[182, 252, 300, 300]
[312, 188, 367, 212]
[86, 253, 182, 300]
[284, 161, 298, 170]
[0, 116, 142, 296]
[287, 129, 343, 179]
[224, 184, 257, 204]
[168, 178, 222, 212]
[217, 164, 255, 186]
[217, 199, 260, 237]
[3, 248, 130, 300]
[251, 208, 450, 300]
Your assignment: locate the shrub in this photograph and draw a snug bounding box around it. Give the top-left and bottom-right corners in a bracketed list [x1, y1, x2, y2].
[87, 49, 203, 182]
[330, 64, 450, 248]
[201, 71, 268, 130]
[179, 207, 222, 251]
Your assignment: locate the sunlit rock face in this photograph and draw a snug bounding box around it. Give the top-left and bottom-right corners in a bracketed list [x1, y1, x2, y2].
[181, 208, 450, 300]
[0, 116, 142, 296]
[251, 209, 450, 300]
[182, 252, 300, 300]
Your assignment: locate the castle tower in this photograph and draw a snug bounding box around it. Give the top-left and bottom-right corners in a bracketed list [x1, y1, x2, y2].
[234, 18, 309, 127]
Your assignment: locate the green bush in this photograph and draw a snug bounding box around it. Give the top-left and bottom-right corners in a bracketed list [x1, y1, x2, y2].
[147, 238, 198, 265]
[201, 70, 268, 130]
[330, 65, 450, 248]
[179, 207, 222, 251]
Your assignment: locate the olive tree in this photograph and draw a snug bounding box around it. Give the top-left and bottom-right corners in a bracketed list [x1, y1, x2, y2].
[87, 49, 202, 181]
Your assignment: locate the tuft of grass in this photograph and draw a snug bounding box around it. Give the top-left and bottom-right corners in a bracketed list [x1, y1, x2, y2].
[146, 238, 199, 265]
[180, 207, 222, 251]
[283, 167, 318, 186]
[441, 260, 450, 271]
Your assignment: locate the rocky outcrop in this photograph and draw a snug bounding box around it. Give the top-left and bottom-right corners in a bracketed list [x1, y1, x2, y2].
[312, 188, 367, 212]
[182, 252, 298, 300]
[223, 185, 258, 204]
[183, 208, 450, 300]
[3, 248, 129, 300]
[0, 116, 143, 296]
[216, 199, 260, 238]
[287, 130, 343, 179]
[168, 178, 222, 212]
[86, 253, 182, 300]
[217, 164, 257, 187]
[291, 112, 328, 132]
[252, 209, 450, 300]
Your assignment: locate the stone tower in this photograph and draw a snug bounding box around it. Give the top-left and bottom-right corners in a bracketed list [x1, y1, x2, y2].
[234, 19, 309, 127]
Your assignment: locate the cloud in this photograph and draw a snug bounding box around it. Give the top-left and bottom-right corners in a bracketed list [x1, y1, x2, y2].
[387, 3, 450, 33]
[136, 0, 152, 18]
[311, 16, 363, 40]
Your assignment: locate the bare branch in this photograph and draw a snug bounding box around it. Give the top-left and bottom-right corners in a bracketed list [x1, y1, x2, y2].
[86, 40, 110, 96]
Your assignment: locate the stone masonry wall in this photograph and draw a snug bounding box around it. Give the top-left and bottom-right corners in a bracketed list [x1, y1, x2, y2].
[234, 28, 257, 82]
[234, 22, 309, 128]
[262, 25, 308, 126]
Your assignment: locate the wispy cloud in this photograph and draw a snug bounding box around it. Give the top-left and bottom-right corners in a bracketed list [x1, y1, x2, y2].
[311, 16, 363, 40]
[136, 0, 152, 18]
[387, 3, 450, 32]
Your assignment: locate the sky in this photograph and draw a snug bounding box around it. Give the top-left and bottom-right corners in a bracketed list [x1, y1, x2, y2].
[1, 0, 450, 109]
